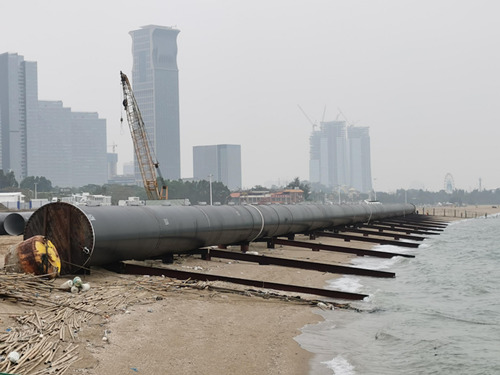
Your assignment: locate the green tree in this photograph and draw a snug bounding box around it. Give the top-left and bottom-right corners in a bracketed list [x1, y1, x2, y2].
[286, 177, 310, 200]
[162, 179, 230, 205]
[252, 185, 268, 191]
[79, 184, 104, 195]
[102, 184, 147, 205]
[0, 170, 18, 189]
[20, 176, 53, 192]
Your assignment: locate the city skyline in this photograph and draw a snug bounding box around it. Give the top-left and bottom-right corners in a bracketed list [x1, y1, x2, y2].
[1, 1, 499, 192]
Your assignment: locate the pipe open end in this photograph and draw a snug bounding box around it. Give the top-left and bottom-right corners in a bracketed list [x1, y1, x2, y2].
[4, 213, 26, 235]
[24, 202, 95, 274]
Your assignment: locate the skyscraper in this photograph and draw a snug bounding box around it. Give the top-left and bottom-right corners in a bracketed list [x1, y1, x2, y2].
[193, 144, 242, 190]
[322, 121, 349, 187]
[1, 52, 108, 187]
[31, 102, 108, 187]
[309, 121, 349, 188]
[129, 25, 181, 181]
[309, 121, 372, 193]
[70, 112, 108, 187]
[31, 101, 72, 186]
[0, 52, 38, 180]
[347, 126, 372, 193]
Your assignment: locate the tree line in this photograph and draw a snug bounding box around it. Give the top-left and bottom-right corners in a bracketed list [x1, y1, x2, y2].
[2, 169, 499, 206]
[0, 170, 232, 205]
[376, 188, 500, 206]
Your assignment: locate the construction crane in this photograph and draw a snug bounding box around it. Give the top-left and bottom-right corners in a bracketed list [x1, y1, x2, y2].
[297, 104, 327, 131]
[120, 71, 167, 200]
[297, 104, 318, 131]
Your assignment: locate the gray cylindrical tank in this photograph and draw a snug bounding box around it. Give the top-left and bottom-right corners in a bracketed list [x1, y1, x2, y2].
[0, 212, 9, 235]
[3, 212, 33, 235]
[23, 202, 415, 274]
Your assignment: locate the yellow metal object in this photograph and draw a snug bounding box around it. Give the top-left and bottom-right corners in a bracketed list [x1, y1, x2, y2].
[34, 238, 61, 276]
[4, 235, 61, 278]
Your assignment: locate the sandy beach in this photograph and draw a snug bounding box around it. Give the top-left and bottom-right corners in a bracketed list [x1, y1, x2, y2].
[1, 204, 499, 374]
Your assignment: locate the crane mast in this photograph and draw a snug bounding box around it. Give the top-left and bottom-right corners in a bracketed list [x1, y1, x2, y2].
[120, 71, 166, 200]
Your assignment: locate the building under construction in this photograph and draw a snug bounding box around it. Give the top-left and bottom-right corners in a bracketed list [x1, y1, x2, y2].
[309, 120, 372, 193]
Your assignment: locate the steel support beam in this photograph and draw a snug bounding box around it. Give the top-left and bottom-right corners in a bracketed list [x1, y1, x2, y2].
[270, 238, 414, 258]
[358, 223, 437, 236]
[377, 219, 446, 231]
[119, 261, 369, 300]
[399, 216, 448, 227]
[315, 231, 420, 248]
[338, 227, 426, 241]
[372, 221, 443, 234]
[208, 249, 395, 278]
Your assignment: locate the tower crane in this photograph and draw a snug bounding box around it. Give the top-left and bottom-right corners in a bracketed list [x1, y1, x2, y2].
[297, 104, 327, 131]
[120, 71, 167, 200]
[297, 104, 318, 131]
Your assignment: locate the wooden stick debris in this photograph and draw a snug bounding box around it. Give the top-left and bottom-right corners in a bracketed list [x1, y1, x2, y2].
[2, 269, 324, 373]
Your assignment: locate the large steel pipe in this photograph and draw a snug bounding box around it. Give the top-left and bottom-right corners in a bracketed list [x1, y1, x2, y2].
[0, 212, 9, 235]
[4, 212, 33, 235]
[23, 202, 415, 274]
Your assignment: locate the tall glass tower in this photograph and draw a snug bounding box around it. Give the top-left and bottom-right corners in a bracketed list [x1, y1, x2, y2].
[129, 25, 181, 181]
[0, 52, 38, 181]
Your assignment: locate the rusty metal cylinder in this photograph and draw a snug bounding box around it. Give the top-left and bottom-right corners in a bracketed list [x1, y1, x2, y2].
[23, 202, 415, 274]
[4, 235, 61, 278]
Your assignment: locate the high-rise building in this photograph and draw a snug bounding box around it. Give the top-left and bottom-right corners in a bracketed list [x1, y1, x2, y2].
[129, 25, 181, 181]
[347, 126, 372, 193]
[107, 152, 118, 179]
[323, 121, 349, 187]
[70, 112, 107, 187]
[1, 51, 109, 187]
[309, 121, 349, 188]
[122, 161, 134, 176]
[309, 121, 372, 193]
[33, 102, 108, 187]
[309, 130, 321, 185]
[193, 144, 242, 190]
[0, 52, 38, 180]
[31, 101, 72, 186]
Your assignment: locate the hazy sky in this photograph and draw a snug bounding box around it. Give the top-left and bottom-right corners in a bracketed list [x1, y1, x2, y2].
[1, 1, 499, 192]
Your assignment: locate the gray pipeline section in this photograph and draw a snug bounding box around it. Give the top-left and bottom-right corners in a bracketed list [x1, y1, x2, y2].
[24, 202, 415, 272]
[0, 213, 8, 235]
[1, 212, 33, 235]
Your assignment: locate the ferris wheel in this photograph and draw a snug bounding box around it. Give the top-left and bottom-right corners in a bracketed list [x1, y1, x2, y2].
[444, 173, 455, 193]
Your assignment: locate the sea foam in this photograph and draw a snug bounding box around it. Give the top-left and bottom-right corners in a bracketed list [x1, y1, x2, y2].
[322, 355, 356, 375]
[327, 276, 362, 293]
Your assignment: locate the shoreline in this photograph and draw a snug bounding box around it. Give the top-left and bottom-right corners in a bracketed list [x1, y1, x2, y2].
[1, 205, 500, 374]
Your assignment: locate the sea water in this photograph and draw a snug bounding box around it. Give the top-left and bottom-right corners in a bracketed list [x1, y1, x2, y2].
[296, 215, 500, 375]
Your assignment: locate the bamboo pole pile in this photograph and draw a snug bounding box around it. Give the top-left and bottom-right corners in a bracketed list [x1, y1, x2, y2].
[0, 272, 202, 374]
[0, 269, 338, 374]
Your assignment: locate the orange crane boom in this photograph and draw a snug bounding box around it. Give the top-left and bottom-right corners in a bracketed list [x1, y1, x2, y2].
[120, 71, 167, 200]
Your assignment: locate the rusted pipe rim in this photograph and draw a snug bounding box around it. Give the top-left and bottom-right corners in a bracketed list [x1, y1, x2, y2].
[23, 202, 95, 274]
